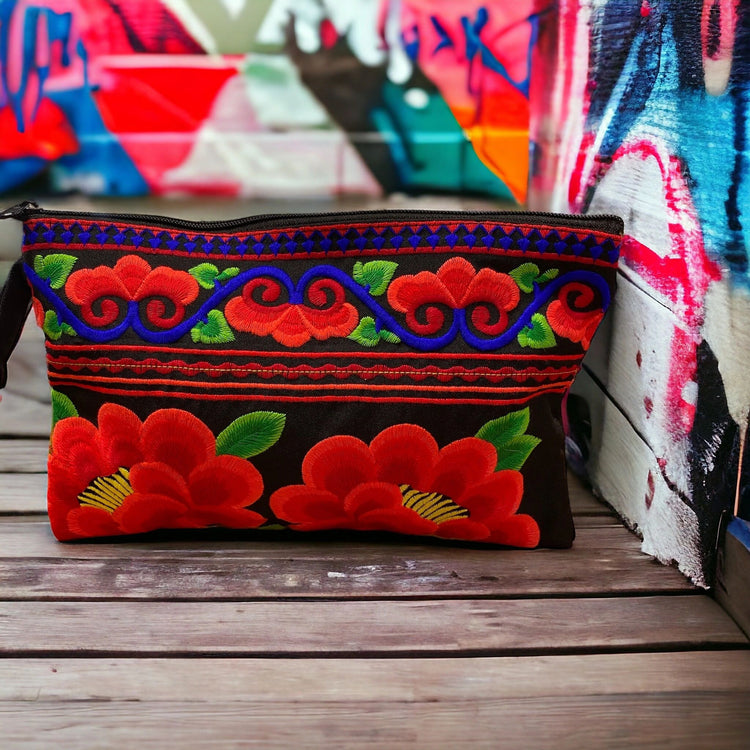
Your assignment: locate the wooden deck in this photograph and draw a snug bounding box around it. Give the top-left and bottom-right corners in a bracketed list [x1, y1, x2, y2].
[2, 300, 750, 748]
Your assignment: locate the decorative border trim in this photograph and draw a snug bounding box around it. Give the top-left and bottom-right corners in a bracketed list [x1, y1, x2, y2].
[23, 220, 621, 265]
[48, 379, 569, 406]
[45, 341, 584, 362]
[47, 354, 579, 384]
[27, 262, 610, 351]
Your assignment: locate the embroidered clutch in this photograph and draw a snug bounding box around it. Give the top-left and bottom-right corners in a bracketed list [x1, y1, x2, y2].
[0, 203, 623, 547]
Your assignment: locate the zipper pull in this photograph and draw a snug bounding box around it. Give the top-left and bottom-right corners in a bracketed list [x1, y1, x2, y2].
[0, 201, 40, 220]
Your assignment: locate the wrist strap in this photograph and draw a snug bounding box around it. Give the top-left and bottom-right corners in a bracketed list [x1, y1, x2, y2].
[0, 258, 32, 389]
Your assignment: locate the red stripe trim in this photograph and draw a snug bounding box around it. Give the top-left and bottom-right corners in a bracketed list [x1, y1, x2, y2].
[46, 355, 579, 382]
[47, 370, 572, 394]
[44, 341, 583, 362]
[25, 242, 618, 266]
[48, 380, 568, 406]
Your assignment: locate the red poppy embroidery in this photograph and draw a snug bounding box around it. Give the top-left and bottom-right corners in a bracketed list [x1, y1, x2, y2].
[225, 276, 358, 347]
[546, 282, 604, 349]
[387, 257, 520, 335]
[270, 424, 540, 547]
[65, 255, 199, 328]
[48, 405, 265, 540]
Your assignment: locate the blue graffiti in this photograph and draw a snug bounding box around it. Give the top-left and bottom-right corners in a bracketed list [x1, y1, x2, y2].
[584, 3, 749, 281]
[401, 7, 541, 98]
[0, 1, 74, 131]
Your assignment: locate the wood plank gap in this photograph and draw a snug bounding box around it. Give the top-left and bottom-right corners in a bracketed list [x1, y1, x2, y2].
[3, 643, 749, 661]
[0, 589, 706, 603]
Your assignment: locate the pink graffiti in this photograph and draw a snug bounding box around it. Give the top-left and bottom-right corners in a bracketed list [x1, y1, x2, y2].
[574, 137, 722, 437]
[701, 0, 739, 95]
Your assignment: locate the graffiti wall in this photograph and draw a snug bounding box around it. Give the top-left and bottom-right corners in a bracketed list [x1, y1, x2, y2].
[531, 0, 750, 586]
[0, 0, 543, 201]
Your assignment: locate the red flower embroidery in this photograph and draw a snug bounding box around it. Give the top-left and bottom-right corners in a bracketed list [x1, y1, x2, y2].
[48, 405, 265, 540]
[387, 257, 520, 335]
[65, 255, 199, 328]
[270, 424, 539, 547]
[546, 282, 604, 349]
[225, 277, 358, 347]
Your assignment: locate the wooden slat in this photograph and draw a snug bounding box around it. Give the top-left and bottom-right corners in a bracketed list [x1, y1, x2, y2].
[0, 519, 651, 558]
[3, 690, 749, 749]
[0, 597, 743, 656]
[0, 440, 48, 473]
[716, 524, 750, 639]
[3, 652, 749, 702]
[0, 475, 47, 513]
[0, 392, 50, 438]
[0, 525, 695, 599]
[567, 472, 614, 515]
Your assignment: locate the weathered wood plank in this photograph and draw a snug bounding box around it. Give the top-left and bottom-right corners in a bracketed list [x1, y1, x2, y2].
[0, 518, 646, 558]
[716, 522, 750, 640]
[567, 472, 614, 516]
[0, 441, 48, 473]
[0, 525, 695, 599]
[3, 652, 749, 702]
[0, 391, 51, 438]
[0, 475, 47, 514]
[0, 597, 742, 655]
[4, 321, 49, 404]
[2, 692, 749, 749]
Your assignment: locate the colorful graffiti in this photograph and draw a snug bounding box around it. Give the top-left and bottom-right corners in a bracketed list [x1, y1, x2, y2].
[531, 0, 750, 585]
[0, 0, 542, 200]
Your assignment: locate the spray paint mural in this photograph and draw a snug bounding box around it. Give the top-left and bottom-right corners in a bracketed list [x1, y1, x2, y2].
[531, 0, 750, 586]
[0, 0, 542, 201]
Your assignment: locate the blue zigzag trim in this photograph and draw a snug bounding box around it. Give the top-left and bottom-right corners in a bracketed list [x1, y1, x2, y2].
[22, 222, 621, 264]
[26, 264, 611, 352]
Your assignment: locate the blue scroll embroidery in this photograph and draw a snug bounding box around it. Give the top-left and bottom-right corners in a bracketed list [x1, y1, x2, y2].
[26, 263, 610, 353]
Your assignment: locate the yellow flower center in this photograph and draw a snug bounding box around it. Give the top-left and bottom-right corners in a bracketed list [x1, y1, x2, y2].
[78, 468, 133, 513]
[399, 483, 469, 524]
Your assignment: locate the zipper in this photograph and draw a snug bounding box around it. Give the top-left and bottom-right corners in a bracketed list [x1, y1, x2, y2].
[0, 201, 624, 234]
[0, 201, 39, 220]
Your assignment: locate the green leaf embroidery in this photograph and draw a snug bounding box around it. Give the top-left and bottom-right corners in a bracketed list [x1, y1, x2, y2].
[50, 390, 78, 430]
[42, 310, 75, 340]
[216, 411, 286, 458]
[35, 254, 77, 289]
[216, 267, 240, 284]
[189, 263, 220, 289]
[536, 268, 559, 284]
[517, 314, 556, 349]
[509, 263, 540, 293]
[476, 408, 530, 446]
[476, 408, 541, 472]
[494, 435, 543, 472]
[190, 310, 235, 344]
[348, 316, 400, 347]
[378, 328, 401, 344]
[352, 261, 398, 296]
[348, 317, 379, 347]
[510, 263, 559, 293]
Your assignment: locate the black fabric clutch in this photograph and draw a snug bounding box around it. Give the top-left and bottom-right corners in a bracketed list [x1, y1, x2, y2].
[0, 202, 622, 546]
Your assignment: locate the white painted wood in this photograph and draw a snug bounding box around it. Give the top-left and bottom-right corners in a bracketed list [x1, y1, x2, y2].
[572, 369, 705, 586]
